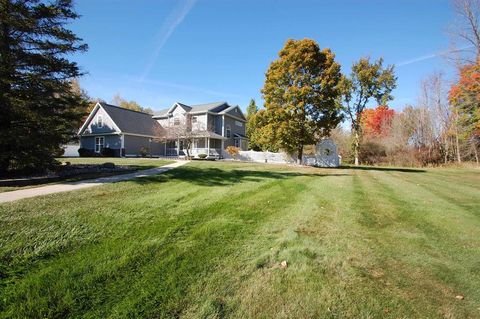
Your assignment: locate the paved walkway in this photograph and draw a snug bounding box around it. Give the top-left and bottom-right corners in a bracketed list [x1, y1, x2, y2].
[0, 161, 188, 204]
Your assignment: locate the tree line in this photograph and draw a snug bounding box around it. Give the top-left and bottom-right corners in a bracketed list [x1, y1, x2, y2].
[246, 0, 480, 166]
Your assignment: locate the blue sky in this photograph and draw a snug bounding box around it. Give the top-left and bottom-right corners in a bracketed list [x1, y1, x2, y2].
[71, 0, 458, 112]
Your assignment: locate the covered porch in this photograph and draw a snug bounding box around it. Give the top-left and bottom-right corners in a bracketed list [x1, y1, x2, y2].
[165, 132, 226, 159]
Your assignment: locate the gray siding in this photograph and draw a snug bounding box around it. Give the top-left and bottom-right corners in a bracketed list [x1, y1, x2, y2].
[213, 115, 223, 135]
[80, 135, 122, 156]
[226, 106, 246, 120]
[124, 135, 165, 156]
[223, 115, 246, 149]
[87, 107, 118, 134]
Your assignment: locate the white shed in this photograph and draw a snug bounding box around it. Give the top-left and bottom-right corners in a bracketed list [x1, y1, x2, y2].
[303, 138, 340, 167]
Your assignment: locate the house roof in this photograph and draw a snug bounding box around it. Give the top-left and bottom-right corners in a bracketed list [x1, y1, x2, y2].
[233, 133, 248, 139]
[99, 103, 161, 136]
[153, 101, 232, 118]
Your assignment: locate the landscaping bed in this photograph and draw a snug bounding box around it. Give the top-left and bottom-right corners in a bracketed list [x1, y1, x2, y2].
[0, 158, 173, 192]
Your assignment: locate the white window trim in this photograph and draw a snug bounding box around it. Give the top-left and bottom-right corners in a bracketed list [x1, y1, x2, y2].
[234, 139, 240, 147]
[226, 125, 231, 138]
[95, 136, 104, 153]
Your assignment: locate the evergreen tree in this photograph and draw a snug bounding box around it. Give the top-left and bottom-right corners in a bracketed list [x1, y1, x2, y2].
[0, 0, 87, 174]
[245, 98, 261, 150]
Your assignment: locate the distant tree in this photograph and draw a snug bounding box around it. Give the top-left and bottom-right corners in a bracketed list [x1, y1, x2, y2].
[449, 61, 480, 163]
[340, 57, 397, 165]
[0, 0, 87, 175]
[450, 0, 480, 64]
[69, 78, 92, 133]
[246, 99, 261, 150]
[260, 39, 343, 163]
[361, 105, 395, 137]
[112, 93, 154, 114]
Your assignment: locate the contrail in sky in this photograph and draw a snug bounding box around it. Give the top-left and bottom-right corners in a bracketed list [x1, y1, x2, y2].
[140, 0, 198, 81]
[396, 45, 473, 67]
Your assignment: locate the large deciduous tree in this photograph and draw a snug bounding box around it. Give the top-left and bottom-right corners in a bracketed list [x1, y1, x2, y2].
[259, 39, 343, 163]
[340, 57, 397, 165]
[0, 0, 87, 175]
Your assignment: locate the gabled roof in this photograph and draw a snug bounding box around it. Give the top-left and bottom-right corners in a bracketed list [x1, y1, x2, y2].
[233, 133, 248, 139]
[153, 101, 233, 118]
[190, 101, 228, 113]
[79, 102, 161, 136]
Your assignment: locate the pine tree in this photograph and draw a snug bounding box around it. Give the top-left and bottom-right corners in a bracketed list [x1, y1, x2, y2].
[245, 98, 261, 150]
[0, 0, 87, 174]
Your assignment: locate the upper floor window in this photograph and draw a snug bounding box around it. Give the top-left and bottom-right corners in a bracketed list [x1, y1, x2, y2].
[174, 117, 180, 126]
[192, 116, 197, 123]
[226, 125, 231, 138]
[97, 115, 103, 128]
[235, 120, 243, 127]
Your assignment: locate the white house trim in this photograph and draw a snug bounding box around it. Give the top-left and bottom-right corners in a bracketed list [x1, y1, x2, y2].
[77, 102, 122, 135]
[122, 133, 157, 138]
[81, 132, 122, 137]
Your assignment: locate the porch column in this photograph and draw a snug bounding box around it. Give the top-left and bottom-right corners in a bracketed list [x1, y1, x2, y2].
[177, 138, 180, 155]
[205, 137, 207, 156]
[207, 137, 210, 156]
[221, 139, 224, 158]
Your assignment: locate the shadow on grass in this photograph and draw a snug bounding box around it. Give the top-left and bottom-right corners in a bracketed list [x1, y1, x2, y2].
[133, 166, 349, 187]
[339, 165, 426, 173]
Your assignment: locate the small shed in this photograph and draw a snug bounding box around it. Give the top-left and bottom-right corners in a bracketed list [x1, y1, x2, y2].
[303, 138, 340, 167]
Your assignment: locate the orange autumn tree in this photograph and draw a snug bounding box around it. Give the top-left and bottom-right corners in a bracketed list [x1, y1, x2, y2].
[360, 105, 395, 137]
[449, 62, 480, 161]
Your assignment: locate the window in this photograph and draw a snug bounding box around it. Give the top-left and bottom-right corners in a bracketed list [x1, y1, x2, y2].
[235, 120, 243, 127]
[226, 125, 231, 138]
[234, 139, 240, 147]
[192, 116, 197, 123]
[95, 136, 104, 153]
[174, 117, 180, 126]
[97, 115, 103, 128]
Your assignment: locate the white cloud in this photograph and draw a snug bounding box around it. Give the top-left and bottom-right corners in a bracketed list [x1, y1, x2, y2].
[140, 0, 198, 81]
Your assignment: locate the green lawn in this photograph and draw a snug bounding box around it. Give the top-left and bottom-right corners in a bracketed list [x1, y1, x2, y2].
[0, 158, 173, 193]
[0, 162, 479, 318]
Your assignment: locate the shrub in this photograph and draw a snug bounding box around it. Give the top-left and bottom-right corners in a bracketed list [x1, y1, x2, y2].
[101, 162, 116, 169]
[226, 146, 240, 159]
[198, 153, 207, 159]
[139, 147, 149, 158]
[101, 147, 115, 157]
[359, 140, 387, 165]
[78, 148, 94, 157]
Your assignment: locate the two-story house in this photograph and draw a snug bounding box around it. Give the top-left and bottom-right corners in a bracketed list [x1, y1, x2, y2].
[78, 101, 248, 158]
